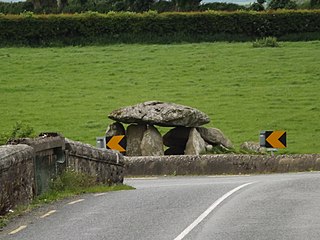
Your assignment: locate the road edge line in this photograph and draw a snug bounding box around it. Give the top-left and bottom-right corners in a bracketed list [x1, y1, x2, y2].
[173, 182, 255, 240]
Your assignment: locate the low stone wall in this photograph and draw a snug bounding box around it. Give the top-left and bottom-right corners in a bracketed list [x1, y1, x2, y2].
[66, 139, 125, 184]
[125, 154, 320, 176]
[0, 136, 125, 216]
[0, 145, 35, 215]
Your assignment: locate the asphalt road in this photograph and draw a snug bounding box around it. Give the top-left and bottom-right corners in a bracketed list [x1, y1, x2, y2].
[1, 172, 320, 240]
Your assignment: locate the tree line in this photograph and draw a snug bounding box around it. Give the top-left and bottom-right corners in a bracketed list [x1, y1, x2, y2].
[0, 0, 320, 14]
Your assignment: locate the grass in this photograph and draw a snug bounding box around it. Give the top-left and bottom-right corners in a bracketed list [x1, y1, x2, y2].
[0, 41, 319, 153]
[0, 170, 134, 228]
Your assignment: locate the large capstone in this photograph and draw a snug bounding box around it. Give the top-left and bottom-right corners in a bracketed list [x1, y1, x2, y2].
[108, 101, 210, 127]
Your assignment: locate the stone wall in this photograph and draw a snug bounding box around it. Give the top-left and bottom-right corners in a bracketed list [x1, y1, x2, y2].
[0, 145, 35, 215]
[125, 154, 320, 176]
[0, 136, 125, 216]
[66, 139, 124, 184]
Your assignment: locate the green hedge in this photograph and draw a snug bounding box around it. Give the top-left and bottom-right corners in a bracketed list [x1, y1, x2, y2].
[0, 10, 320, 46]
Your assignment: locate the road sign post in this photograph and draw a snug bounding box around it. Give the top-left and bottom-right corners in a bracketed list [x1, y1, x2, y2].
[260, 130, 286, 155]
[106, 135, 126, 153]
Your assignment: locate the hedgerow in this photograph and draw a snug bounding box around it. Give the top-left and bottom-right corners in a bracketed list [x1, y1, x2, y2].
[0, 10, 319, 46]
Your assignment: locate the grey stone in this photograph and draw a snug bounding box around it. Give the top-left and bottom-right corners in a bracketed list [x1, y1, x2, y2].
[163, 127, 191, 148]
[205, 144, 213, 152]
[126, 124, 147, 156]
[141, 125, 164, 156]
[108, 101, 210, 127]
[197, 127, 233, 149]
[105, 122, 125, 137]
[184, 128, 206, 155]
[240, 141, 266, 154]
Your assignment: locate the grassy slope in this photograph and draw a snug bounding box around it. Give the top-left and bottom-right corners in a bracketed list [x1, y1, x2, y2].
[0, 41, 319, 153]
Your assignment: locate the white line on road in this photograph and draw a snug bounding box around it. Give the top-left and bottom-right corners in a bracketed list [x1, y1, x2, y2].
[174, 182, 255, 240]
[94, 193, 107, 197]
[40, 210, 56, 218]
[126, 177, 158, 180]
[8, 225, 27, 235]
[67, 199, 85, 205]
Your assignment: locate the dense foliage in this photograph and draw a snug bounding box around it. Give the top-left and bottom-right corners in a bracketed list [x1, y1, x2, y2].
[1, 0, 319, 14]
[0, 10, 319, 46]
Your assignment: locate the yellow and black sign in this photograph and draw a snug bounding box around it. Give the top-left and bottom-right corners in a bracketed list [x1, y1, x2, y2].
[106, 135, 126, 153]
[261, 131, 286, 149]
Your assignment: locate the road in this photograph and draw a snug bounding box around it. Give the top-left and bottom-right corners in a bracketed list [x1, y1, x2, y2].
[1, 172, 320, 239]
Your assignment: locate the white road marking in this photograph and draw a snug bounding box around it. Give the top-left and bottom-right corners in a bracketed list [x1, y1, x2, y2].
[8, 225, 27, 235]
[94, 193, 107, 197]
[40, 210, 56, 218]
[67, 199, 85, 205]
[126, 177, 158, 180]
[174, 182, 255, 240]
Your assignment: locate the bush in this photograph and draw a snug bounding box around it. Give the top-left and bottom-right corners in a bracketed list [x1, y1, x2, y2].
[268, 0, 297, 9]
[0, 121, 35, 145]
[50, 169, 96, 192]
[199, 2, 246, 11]
[0, 11, 320, 46]
[252, 36, 280, 47]
[0, 2, 33, 14]
[311, 0, 320, 8]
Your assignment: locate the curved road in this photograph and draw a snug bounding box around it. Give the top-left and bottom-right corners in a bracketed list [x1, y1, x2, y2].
[1, 172, 320, 239]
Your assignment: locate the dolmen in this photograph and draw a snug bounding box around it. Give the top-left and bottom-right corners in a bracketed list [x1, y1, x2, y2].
[107, 101, 232, 156]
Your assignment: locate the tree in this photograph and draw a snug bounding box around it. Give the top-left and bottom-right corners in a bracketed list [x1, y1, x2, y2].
[268, 0, 297, 10]
[126, 0, 155, 12]
[310, 0, 320, 8]
[172, 0, 201, 11]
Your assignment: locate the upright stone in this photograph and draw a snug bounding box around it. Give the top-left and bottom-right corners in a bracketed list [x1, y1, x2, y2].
[141, 125, 164, 156]
[105, 122, 125, 137]
[163, 127, 191, 148]
[184, 128, 206, 155]
[197, 127, 233, 149]
[126, 124, 147, 156]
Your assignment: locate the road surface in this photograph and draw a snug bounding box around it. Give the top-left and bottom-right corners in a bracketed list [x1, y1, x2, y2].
[1, 172, 320, 239]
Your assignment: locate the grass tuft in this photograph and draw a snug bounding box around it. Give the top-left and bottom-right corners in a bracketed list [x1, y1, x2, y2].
[252, 37, 280, 48]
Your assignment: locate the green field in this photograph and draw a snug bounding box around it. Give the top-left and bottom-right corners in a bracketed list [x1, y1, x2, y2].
[0, 41, 319, 153]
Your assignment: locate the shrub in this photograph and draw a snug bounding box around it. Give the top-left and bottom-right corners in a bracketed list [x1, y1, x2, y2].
[252, 36, 280, 47]
[0, 122, 35, 145]
[268, 0, 297, 9]
[0, 11, 320, 46]
[50, 169, 96, 192]
[310, 0, 320, 8]
[199, 2, 245, 11]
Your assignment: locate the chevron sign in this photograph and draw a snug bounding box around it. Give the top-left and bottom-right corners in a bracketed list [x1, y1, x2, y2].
[260, 131, 286, 149]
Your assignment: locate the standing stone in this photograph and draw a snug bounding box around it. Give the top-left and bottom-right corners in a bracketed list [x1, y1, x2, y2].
[184, 128, 206, 155]
[105, 122, 125, 137]
[108, 101, 210, 127]
[197, 127, 233, 149]
[163, 127, 191, 148]
[126, 124, 147, 156]
[141, 125, 164, 156]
